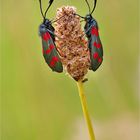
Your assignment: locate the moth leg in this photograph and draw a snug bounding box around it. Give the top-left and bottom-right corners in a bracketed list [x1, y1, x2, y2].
[46, 29, 63, 40]
[80, 25, 92, 38]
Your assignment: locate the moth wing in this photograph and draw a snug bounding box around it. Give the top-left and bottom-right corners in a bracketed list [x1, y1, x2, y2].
[89, 25, 103, 71]
[41, 32, 63, 73]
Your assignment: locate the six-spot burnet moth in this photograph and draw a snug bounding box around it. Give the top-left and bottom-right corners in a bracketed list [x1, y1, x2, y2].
[75, 0, 103, 71]
[38, 0, 63, 73]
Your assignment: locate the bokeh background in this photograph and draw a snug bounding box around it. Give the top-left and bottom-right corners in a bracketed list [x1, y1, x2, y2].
[1, 0, 139, 140]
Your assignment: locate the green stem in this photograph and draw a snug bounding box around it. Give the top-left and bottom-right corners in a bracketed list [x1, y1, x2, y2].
[77, 80, 96, 140]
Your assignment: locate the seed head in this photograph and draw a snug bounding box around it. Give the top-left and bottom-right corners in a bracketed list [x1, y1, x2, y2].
[55, 6, 90, 81]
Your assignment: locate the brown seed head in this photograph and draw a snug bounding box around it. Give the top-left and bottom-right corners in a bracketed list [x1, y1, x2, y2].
[55, 6, 90, 81]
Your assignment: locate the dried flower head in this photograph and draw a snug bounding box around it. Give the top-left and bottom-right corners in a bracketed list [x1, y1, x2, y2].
[55, 6, 90, 81]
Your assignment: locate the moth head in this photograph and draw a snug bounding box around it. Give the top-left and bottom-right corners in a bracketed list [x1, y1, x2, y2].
[85, 14, 93, 22]
[44, 19, 50, 25]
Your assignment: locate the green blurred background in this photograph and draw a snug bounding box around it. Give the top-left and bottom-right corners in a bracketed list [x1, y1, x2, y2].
[1, 0, 139, 140]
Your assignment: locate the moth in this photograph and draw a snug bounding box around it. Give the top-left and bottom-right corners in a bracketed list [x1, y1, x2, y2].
[38, 0, 63, 73]
[76, 0, 103, 71]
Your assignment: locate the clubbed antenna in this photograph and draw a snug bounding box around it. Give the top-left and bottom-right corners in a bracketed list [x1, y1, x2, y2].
[84, 0, 97, 15]
[44, 0, 54, 17]
[39, 0, 54, 20]
[91, 0, 97, 14]
[85, 0, 91, 13]
[39, 0, 45, 19]
[75, 0, 97, 19]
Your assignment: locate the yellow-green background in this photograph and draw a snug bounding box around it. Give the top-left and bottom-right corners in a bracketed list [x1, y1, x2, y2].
[1, 0, 139, 140]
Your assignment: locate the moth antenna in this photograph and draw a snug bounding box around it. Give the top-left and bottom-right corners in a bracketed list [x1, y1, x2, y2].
[74, 13, 85, 19]
[39, 0, 45, 20]
[85, 0, 91, 13]
[91, 0, 97, 14]
[44, 0, 54, 18]
[73, 0, 92, 19]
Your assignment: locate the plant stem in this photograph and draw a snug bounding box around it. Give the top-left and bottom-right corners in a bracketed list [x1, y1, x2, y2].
[77, 80, 96, 140]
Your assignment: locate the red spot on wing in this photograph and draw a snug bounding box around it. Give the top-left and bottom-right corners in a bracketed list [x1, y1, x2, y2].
[97, 43, 101, 48]
[93, 42, 101, 48]
[46, 49, 51, 54]
[93, 42, 97, 47]
[93, 52, 99, 59]
[91, 27, 98, 36]
[52, 56, 59, 61]
[45, 44, 55, 54]
[49, 44, 55, 50]
[42, 32, 51, 42]
[98, 58, 102, 63]
[50, 56, 59, 67]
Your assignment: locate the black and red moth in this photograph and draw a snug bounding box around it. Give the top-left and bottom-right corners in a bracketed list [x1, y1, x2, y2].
[38, 0, 63, 73]
[76, 0, 103, 71]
